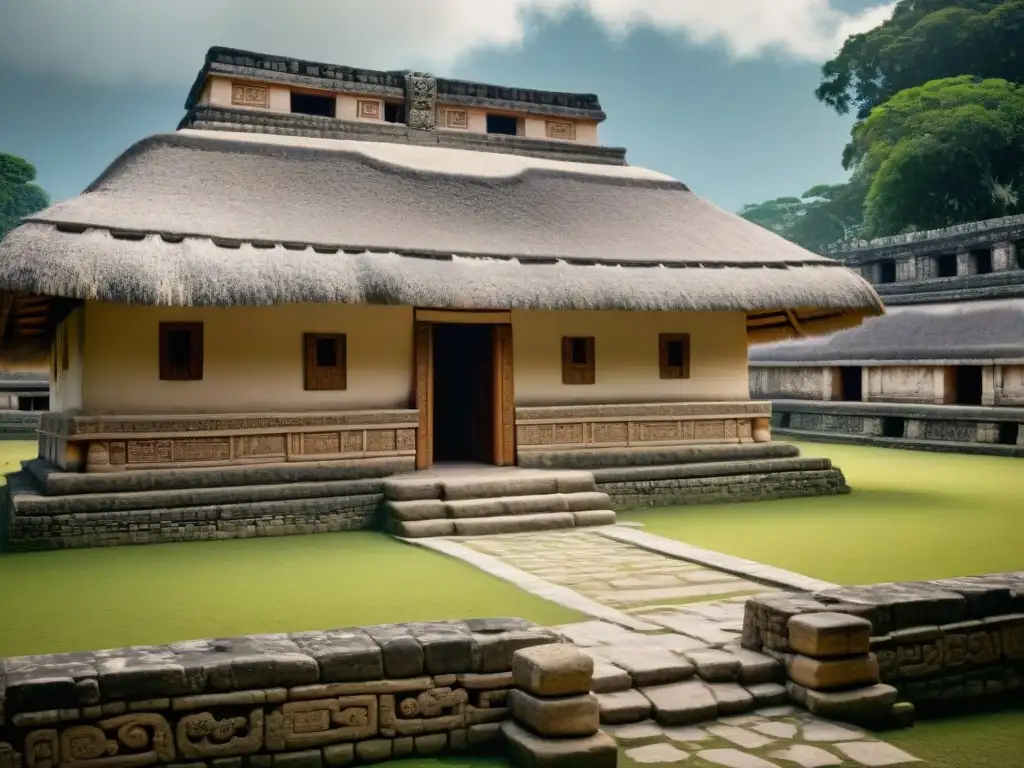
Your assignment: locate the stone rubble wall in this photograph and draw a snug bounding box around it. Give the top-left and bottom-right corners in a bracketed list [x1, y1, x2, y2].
[0, 618, 579, 768]
[0, 412, 40, 438]
[742, 573, 1024, 723]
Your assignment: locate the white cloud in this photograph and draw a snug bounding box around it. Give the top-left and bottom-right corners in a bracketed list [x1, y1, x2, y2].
[0, 0, 895, 85]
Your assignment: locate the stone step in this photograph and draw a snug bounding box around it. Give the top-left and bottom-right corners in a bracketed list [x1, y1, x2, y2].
[7, 469, 385, 515]
[391, 509, 617, 538]
[384, 492, 612, 522]
[518, 441, 799, 470]
[382, 469, 596, 502]
[590, 456, 833, 484]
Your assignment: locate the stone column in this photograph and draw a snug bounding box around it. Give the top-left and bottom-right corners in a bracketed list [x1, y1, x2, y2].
[784, 613, 908, 728]
[752, 417, 771, 442]
[895, 257, 917, 281]
[992, 241, 1015, 271]
[982, 365, 996, 406]
[502, 644, 617, 767]
[956, 251, 972, 276]
[915, 255, 935, 280]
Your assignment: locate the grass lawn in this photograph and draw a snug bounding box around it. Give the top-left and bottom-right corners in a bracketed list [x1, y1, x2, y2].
[0, 443, 585, 658]
[619, 441, 1024, 585]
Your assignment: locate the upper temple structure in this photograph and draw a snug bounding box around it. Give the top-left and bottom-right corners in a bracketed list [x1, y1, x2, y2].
[0, 46, 883, 550]
[750, 215, 1024, 456]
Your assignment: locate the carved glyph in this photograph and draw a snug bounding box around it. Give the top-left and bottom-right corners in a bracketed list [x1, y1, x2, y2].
[404, 73, 437, 131]
[176, 709, 263, 758]
[265, 696, 377, 750]
[24, 715, 175, 768]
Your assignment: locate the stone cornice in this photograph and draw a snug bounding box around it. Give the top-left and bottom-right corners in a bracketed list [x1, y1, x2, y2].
[835, 215, 1024, 264]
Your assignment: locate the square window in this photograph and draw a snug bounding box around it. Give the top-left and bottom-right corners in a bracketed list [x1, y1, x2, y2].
[561, 336, 595, 385]
[659, 333, 690, 379]
[159, 323, 203, 381]
[305, 333, 347, 391]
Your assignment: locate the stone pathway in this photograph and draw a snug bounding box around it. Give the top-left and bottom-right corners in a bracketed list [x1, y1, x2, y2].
[406, 526, 924, 766]
[611, 708, 920, 767]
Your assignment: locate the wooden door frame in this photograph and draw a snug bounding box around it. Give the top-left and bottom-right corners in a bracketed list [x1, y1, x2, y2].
[413, 316, 516, 470]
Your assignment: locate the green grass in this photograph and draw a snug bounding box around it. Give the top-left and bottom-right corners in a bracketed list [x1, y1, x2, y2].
[619, 441, 1024, 585]
[0, 437, 582, 656]
[885, 707, 1024, 768]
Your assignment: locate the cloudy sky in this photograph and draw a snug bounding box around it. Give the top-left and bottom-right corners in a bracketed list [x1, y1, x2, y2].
[0, 0, 894, 212]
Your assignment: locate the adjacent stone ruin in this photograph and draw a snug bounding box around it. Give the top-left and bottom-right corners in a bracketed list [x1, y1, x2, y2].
[0, 618, 617, 768]
[743, 572, 1024, 725]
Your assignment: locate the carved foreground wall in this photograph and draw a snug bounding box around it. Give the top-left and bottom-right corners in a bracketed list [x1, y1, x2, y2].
[742, 573, 1024, 724]
[0, 619, 599, 768]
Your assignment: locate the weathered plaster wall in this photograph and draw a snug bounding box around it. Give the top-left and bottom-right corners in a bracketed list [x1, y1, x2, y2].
[748, 367, 830, 401]
[512, 309, 749, 405]
[80, 303, 415, 415]
[996, 365, 1024, 406]
[867, 366, 943, 404]
[50, 307, 84, 413]
[203, 75, 291, 112]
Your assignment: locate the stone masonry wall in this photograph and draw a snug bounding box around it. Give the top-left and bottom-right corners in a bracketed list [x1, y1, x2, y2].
[742, 573, 1024, 722]
[0, 619, 563, 768]
[597, 468, 850, 510]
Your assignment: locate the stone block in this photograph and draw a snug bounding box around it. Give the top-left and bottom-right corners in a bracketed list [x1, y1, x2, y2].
[472, 629, 560, 673]
[590, 661, 632, 693]
[500, 720, 617, 768]
[792, 682, 899, 724]
[508, 688, 600, 738]
[685, 649, 741, 682]
[513, 644, 594, 697]
[596, 689, 652, 724]
[745, 682, 787, 706]
[272, 751, 322, 768]
[705, 682, 753, 714]
[572, 510, 617, 527]
[468, 722, 502, 747]
[289, 629, 383, 682]
[788, 612, 872, 658]
[354, 739, 393, 763]
[415, 733, 448, 754]
[730, 648, 781, 684]
[640, 679, 718, 725]
[788, 653, 879, 691]
[601, 648, 694, 687]
[410, 623, 475, 675]
[389, 518, 455, 538]
[364, 626, 424, 678]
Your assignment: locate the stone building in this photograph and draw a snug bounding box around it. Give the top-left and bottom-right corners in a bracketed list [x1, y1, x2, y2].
[0, 372, 49, 438]
[750, 215, 1024, 456]
[0, 46, 883, 549]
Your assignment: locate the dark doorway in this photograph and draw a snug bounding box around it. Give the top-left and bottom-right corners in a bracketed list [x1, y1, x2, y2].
[998, 422, 1019, 446]
[970, 248, 993, 275]
[432, 324, 495, 463]
[881, 417, 905, 438]
[1015, 241, 1024, 270]
[486, 114, 518, 136]
[936, 253, 958, 278]
[384, 102, 405, 124]
[836, 367, 863, 402]
[953, 366, 984, 405]
[290, 91, 336, 118]
[877, 260, 897, 284]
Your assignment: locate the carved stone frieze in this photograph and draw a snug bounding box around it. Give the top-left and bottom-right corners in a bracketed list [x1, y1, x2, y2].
[404, 73, 437, 131]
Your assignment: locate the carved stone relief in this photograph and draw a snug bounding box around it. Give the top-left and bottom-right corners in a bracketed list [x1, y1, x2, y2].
[404, 73, 437, 131]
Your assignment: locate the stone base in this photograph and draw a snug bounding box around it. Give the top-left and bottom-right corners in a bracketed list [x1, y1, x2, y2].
[2, 457, 410, 551]
[771, 400, 1024, 458]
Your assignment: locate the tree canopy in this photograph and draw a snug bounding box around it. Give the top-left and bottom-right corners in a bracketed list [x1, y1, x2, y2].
[847, 75, 1024, 233]
[0, 153, 50, 241]
[738, 180, 868, 254]
[817, 0, 1024, 119]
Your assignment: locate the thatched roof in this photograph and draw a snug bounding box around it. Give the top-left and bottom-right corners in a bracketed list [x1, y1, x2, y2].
[749, 298, 1024, 364]
[0, 130, 881, 342]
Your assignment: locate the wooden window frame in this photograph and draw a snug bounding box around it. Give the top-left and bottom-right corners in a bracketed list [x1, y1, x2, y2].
[304, 333, 347, 391]
[561, 336, 595, 385]
[159, 322, 204, 381]
[659, 333, 691, 380]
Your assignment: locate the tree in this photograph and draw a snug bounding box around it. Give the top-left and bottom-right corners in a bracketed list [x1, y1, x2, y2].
[817, 0, 1024, 119]
[845, 76, 1024, 234]
[739, 181, 867, 253]
[0, 153, 50, 241]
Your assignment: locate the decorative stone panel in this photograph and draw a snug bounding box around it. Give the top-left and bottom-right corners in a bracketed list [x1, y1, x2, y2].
[38, 411, 418, 473]
[515, 401, 770, 453]
[0, 619, 561, 767]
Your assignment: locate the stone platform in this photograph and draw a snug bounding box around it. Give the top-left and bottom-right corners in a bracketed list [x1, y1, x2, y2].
[2, 441, 852, 551]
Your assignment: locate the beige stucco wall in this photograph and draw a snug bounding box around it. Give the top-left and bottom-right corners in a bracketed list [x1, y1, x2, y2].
[79, 303, 415, 415]
[204, 75, 290, 112]
[435, 104, 599, 145]
[866, 366, 943, 404]
[512, 309, 749, 405]
[51, 307, 84, 412]
[995, 365, 1024, 406]
[748, 366, 831, 401]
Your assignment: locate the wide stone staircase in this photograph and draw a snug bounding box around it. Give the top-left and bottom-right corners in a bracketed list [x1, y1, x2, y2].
[383, 467, 618, 538]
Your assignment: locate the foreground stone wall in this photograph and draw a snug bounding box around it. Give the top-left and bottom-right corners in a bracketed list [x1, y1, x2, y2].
[742, 573, 1024, 723]
[0, 619, 571, 768]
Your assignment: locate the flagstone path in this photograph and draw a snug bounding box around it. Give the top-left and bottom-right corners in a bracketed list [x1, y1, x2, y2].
[407, 526, 924, 766]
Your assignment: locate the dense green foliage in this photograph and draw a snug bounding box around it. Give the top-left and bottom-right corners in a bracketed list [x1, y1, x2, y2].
[0, 152, 49, 240]
[817, 0, 1024, 119]
[848, 76, 1024, 232]
[740, 0, 1024, 244]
